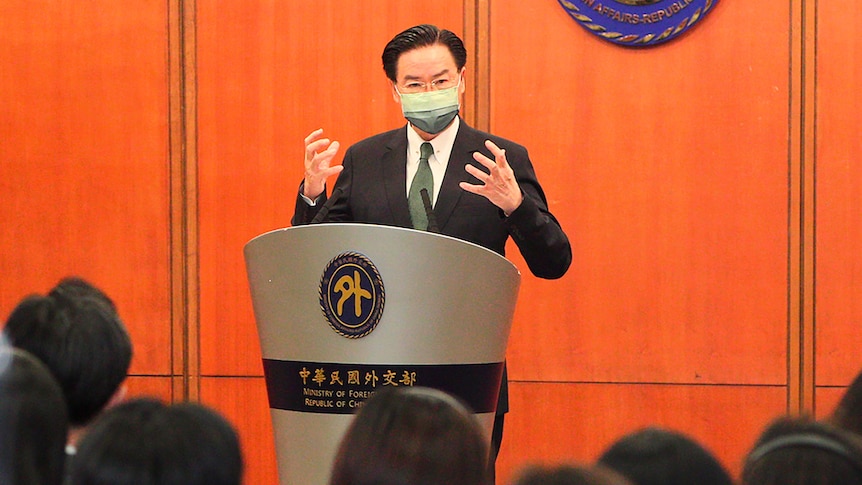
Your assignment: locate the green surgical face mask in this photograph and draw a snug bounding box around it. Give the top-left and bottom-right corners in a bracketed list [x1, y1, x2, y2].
[396, 79, 461, 134]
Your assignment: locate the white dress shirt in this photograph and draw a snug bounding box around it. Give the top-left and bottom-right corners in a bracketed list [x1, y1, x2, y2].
[404, 116, 459, 207]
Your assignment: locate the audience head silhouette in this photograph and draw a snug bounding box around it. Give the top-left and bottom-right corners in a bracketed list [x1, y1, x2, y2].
[830, 369, 862, 438]
[2, 276, 132, 432]
[511, 463, 633, 485]
[0, 346, 69, 485]
[69, 397, 243, 485]
[597, 426, 732, 485]
[742, 417, 862, 485]
[329, 386, 491, 485]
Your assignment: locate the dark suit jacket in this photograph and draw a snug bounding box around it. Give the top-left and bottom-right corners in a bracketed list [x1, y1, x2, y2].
[292, 119, 572, 412]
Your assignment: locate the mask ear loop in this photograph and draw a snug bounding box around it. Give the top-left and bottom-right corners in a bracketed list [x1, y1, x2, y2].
[747, 433, 862, 476]
[452, 69, 464, 110]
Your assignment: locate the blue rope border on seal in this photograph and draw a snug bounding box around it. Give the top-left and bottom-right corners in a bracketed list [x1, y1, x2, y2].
[558, 0, 717, 47]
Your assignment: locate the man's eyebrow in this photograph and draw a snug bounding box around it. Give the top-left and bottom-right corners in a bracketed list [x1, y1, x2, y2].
[401, 69, 451, 81]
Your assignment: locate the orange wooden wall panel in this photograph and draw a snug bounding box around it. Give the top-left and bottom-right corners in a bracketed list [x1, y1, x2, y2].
[814, 1, 862, 388]
[496, 382, 787, 485]
[125, 376, 175, 403]
[200, 377, 278, 485]
[0, 1, 172, 376]
[196, 1, 467, 376]
[814, 386, 846, 420]
[494, 2, 789, 386]
[4, 2, 861, 484]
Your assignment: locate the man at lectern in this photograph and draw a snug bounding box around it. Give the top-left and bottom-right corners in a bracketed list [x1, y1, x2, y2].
[291, 23, 571, 468]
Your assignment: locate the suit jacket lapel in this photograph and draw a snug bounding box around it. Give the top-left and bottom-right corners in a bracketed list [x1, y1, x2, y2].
[381, 128, 413, 227]
[434, 121, 475, 230]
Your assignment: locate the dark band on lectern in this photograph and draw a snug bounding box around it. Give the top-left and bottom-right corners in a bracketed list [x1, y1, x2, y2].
[263, 359, 505, 414]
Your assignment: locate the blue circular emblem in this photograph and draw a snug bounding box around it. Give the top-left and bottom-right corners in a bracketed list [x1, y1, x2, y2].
[558, 0, 717, 47]
[319, 252, 385, 338]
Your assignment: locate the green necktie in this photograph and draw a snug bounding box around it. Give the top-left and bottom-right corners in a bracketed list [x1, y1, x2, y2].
[408, 142, 435, 230]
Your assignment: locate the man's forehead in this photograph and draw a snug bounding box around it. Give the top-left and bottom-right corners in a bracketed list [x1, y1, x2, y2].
[395, 45, 457, 78]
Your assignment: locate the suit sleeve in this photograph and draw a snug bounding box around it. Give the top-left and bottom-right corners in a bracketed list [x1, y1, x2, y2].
[291, 149, 354, 226]
[291, 183, 322, 225]
[503, 145, 572, 279]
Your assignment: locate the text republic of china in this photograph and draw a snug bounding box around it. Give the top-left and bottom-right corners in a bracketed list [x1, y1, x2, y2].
[300, 367, 419, 411]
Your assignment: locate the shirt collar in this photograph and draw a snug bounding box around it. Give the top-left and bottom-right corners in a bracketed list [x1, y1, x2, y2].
[406, 116, 460, 159]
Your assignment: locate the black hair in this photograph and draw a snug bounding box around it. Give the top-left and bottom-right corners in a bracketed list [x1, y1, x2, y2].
[70, 397, 243, 485]
[513, 464, 633, 485]
[0, 347, 69, 485]
[381, 24, 467, 82]
[2, 277, 132, 426]
[597, 427, 733, 485]
[831, 369, 862, 437]
[742, 417, 862, 485]
[329, 386, 490, 485]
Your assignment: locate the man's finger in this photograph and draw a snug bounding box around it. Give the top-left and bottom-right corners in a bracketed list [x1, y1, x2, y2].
[484, 140, 507, 168]
[458, 181, 483, 194]
[304, 128, 324, 146]
[320, 140, 340, 158]
[306, 138, 332, 159]
[471, 151, 496, 170]
[465, 163, 490, 183]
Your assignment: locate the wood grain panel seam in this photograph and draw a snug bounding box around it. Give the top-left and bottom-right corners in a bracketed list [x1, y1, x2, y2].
[463, 0, 490, 131]
[169, 0, 200, 403]
[801, 0, 817, 417]
[168, 0, 184, 403]
[182, 0, 200, 403]
[787, 0, 817, 417]
[790, 0, 803, 417]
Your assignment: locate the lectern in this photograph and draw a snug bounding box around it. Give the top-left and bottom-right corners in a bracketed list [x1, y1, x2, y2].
[244, 224, 520, 485]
